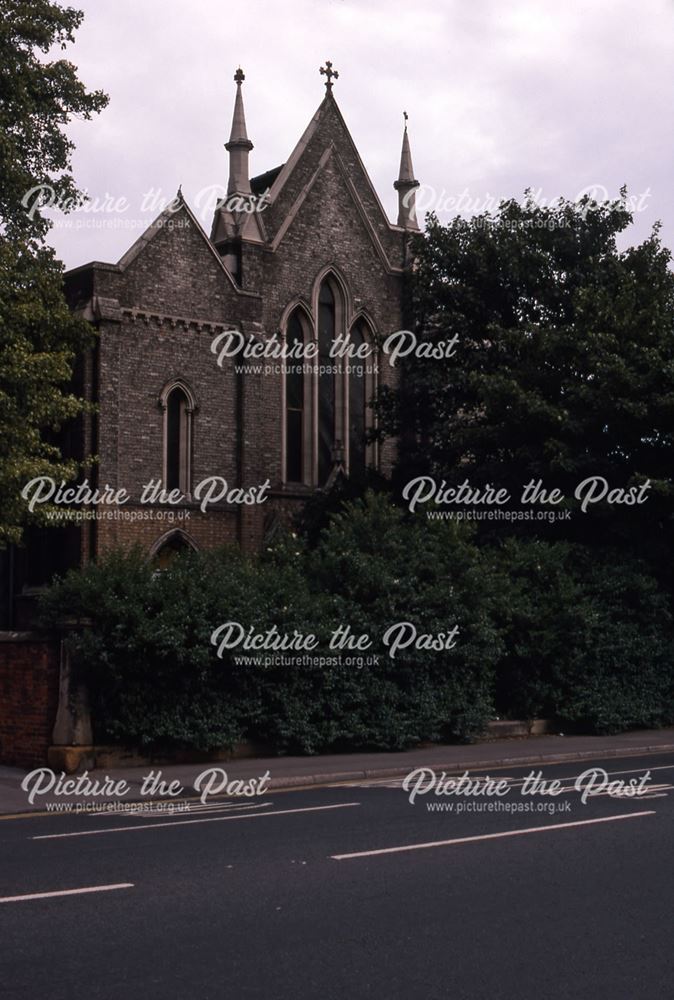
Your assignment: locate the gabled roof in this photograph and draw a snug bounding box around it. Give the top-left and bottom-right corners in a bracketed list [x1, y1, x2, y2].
[251, 166, 284, 195]
[266, 95, 393, 230]
[116, 191, 259, 297]
[256, 94, 404, 272]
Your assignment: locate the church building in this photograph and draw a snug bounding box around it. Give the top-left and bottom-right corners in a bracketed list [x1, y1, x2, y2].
[6, 63, 421, 621]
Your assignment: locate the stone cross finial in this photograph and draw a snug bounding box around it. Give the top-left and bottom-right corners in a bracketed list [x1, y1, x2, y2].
[234, 67, 245, 85]
[319, 60, 339, 92]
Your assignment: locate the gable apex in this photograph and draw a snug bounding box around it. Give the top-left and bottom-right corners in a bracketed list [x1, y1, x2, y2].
[116, 192, 258, 298]
[265, 95, 398, 237]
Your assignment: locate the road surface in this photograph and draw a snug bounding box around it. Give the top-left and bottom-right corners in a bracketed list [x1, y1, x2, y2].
[1, 750, 672, 999]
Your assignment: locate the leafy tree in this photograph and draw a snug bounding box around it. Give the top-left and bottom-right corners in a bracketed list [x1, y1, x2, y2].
[0, 241, 96, 545]
[0, 0, 108, 241]
[378, 195, 674, 557]
[0, 1, 107, 545]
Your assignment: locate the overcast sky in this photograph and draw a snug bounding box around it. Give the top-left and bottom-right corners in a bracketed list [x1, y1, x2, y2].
[46, 0, 674, 270]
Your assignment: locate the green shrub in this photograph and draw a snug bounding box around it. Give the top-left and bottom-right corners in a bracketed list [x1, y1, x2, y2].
[493, 539, 674, 732]
[309, 492, 502, 746]
[39, 543, 315, 750]
[39, 497, 674, 753]
[38, 495, 501, 752]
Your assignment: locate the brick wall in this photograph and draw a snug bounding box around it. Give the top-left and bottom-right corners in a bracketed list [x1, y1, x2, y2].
[95, 505, 241, 554]
[64, 92, 408, 561]
[0, 633, 60, 768]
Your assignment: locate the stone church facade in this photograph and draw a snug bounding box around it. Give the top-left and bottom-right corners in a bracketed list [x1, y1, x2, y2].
[6, 64, 421, 619]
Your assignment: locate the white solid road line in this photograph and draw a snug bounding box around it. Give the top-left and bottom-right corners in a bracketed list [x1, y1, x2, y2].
[32, 802, 361, 840]
[331, 810, 657, 860]
[0, 883, 134, 904]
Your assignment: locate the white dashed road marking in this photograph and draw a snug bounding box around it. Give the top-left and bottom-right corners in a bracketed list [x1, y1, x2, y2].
[0, 883, 134, 904]
[331, 810, 657, 860]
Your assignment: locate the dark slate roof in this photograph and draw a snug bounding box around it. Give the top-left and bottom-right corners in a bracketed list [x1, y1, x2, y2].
[250, 165, 284, 195]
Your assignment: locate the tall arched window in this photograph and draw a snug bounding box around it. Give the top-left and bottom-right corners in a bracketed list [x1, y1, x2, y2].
[285, 310, 305, 483]
[281, 275, 378, 488]
[318, 281, 336, 485]
[161, 382, 194, 495]
[348, 321, 368, 479]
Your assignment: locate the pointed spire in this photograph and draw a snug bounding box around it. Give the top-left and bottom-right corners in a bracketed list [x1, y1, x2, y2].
[393, 111, 420, 230]
[398, 113, 415, 183]
[229, 67, 249, 143]
[226, 67, 253, 196]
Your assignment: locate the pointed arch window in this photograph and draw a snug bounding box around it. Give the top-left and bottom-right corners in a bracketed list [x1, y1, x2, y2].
[150, 529, 198, 572]
[348, 321, 368, 479]
[281, 274, 379, 488]
[285, 310, 306, 483]
[318, 280, 337, 485]
[160, 381, 195, 496]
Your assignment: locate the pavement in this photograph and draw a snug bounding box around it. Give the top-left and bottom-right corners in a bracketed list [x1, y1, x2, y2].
[1, 746, 672, 998]
[2, 726, 674, 815]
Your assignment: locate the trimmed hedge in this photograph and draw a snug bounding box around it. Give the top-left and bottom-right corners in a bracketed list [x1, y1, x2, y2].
[493, 539, 674, 732]
[39, 494, 500, 752]
[39, 492, 674, 752]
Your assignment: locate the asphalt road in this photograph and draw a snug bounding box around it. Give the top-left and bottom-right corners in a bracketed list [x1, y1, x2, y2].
[1, 751, 672, 1000]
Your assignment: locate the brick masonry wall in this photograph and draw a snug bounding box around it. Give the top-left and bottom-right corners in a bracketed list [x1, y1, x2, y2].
[96, 316, 240, 496]
[71, 93, 408, 560]
[95, 505, 241, 554]
[0, 633, 60, 768]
